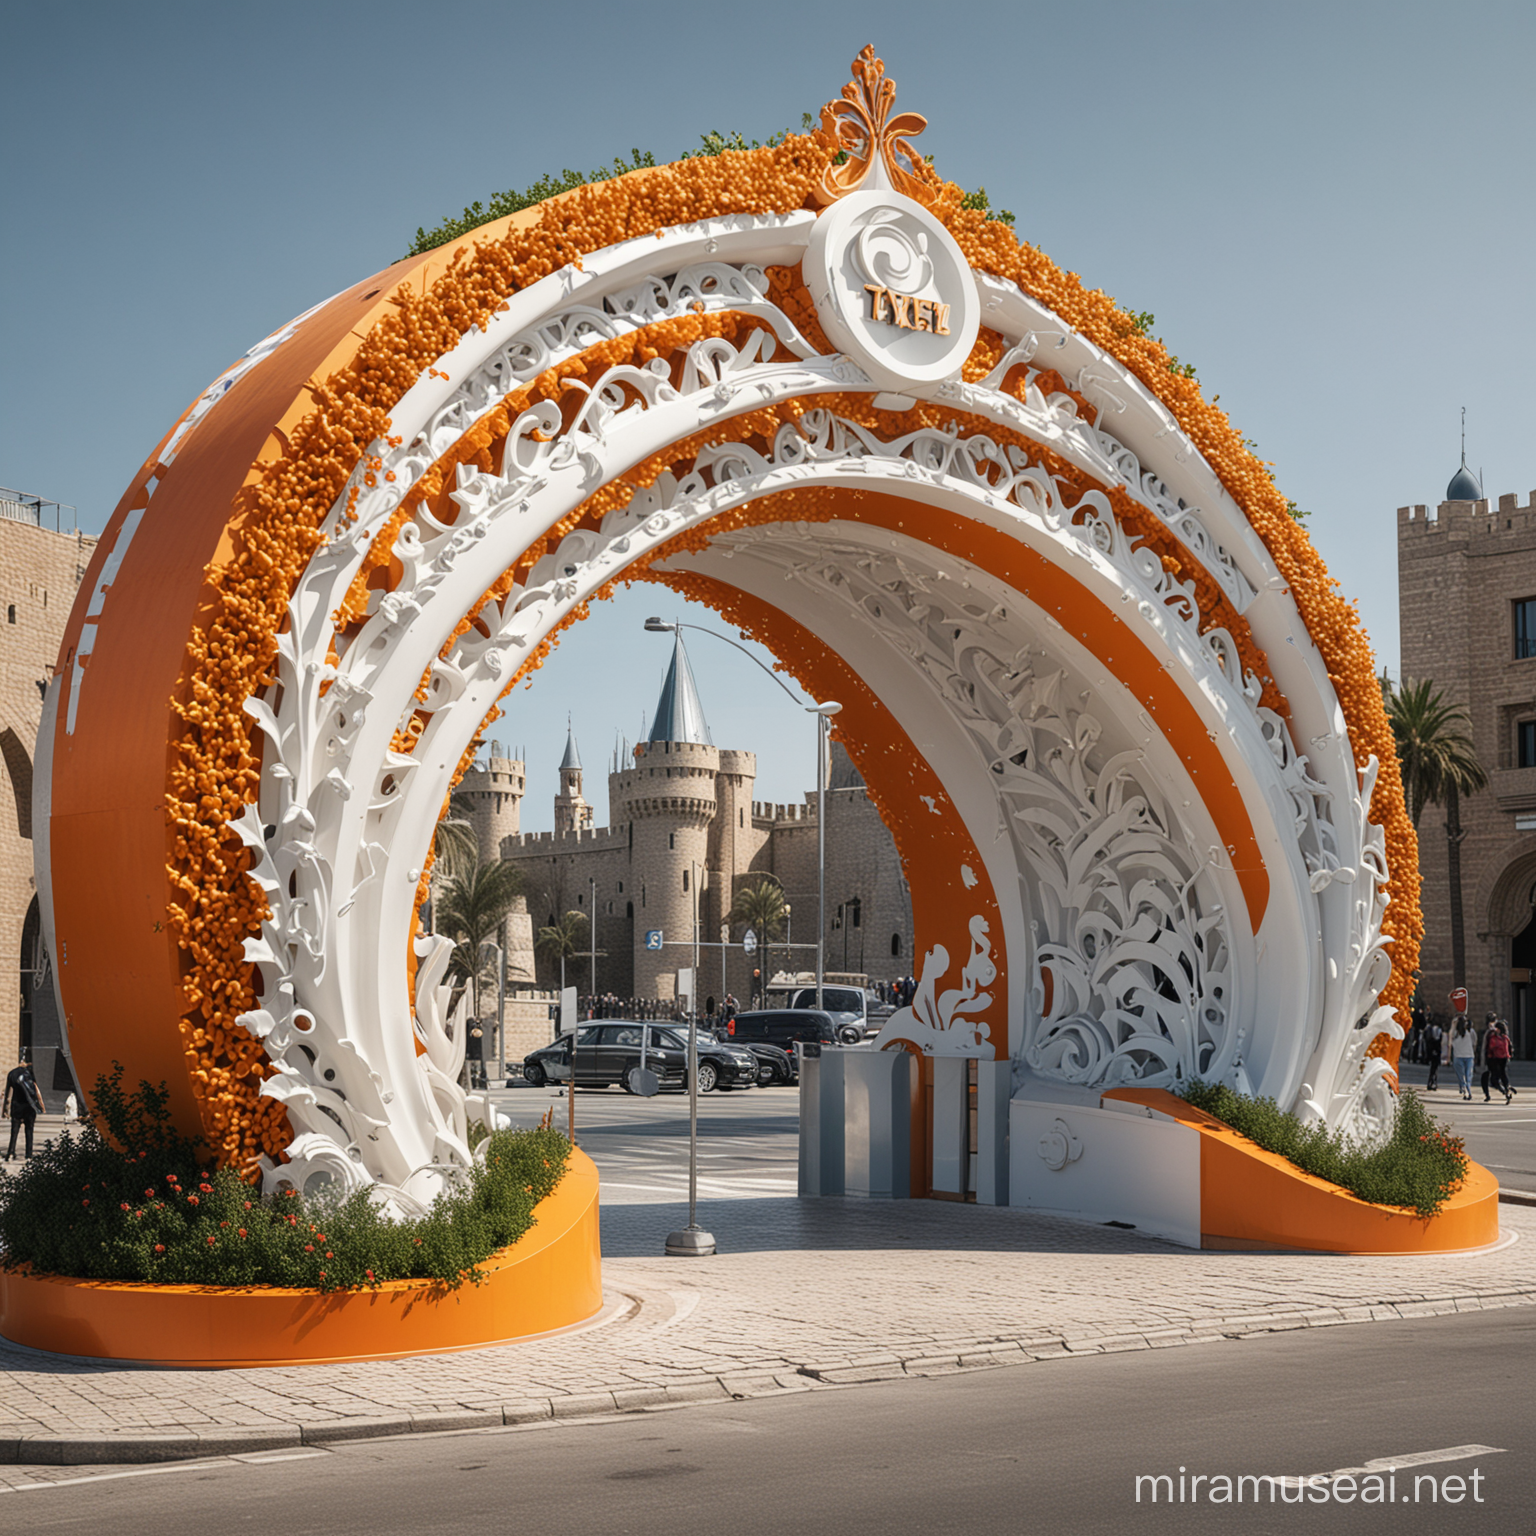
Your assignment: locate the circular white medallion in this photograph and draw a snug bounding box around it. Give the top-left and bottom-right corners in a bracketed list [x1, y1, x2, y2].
[805, 191, 981, 393]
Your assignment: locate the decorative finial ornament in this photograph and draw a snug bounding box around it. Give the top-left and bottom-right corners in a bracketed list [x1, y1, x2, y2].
[816, 45, 934, 207]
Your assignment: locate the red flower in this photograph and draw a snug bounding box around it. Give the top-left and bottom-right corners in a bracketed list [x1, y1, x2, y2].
[187, 1195, 200, 1206]
[120, 1202, 130, 1211]
[81, 1199, 89, 1207]
[316, 1234, 327, 1243]
[82, 1184, 90, 1191]
[206, 1236, 216, 1246]
[304, 1244, 314, 1252]
[153, 1244, 165, 1253]
[237, 1228, 247, 1238]
[220, 1221, 229, 1229]
[365, 1270, 374, 1281]
[145, 1188, 155, 1196]
[318, 1272, 326, 1280]
[199, 1183, 213, 1193]
[325, 1251, 333, 1259]
[243, 1202, 252, 1211]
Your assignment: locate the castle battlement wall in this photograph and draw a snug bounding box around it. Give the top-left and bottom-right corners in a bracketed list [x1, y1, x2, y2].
[459, 743, 526, 861]
[1398, 491, 1536, 540]
[503, 823, 631, 854]
[752, 800, 816, 824]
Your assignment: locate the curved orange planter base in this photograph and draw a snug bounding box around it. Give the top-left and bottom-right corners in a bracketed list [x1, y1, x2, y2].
[1102, 1090, 1502, 1255]
[0, 1151, 602, 1368]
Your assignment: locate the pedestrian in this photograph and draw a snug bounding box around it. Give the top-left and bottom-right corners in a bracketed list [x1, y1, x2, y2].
[1450, 1015, 1477, 1099]
[1424, 1017, 1444, 1091]
[3, 1057, 43, 1160]
[1485, 1021, 1516, 1104]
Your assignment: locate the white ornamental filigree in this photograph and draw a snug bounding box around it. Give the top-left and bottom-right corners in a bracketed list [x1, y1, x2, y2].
[223, 222, 1400, 1198]
[874, 911, 996, 1056]
[854, 208, 936, 294]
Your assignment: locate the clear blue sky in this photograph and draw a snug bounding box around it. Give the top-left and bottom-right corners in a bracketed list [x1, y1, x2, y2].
[5, 1, 1532, 829]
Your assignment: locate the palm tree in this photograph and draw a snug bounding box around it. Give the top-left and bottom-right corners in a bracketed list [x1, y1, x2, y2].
[1386, 678, 1488, 990]
[433, 853, 524, 1023]
[536, 909, 590, 991]
[729, 877, 786, 1007]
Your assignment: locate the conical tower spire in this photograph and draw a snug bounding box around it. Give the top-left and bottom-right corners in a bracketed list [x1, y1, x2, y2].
[648, 632, 713, 746]
[560, 714, 581, 770]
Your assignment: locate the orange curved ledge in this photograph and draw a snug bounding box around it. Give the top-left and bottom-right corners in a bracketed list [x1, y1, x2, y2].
[1104, 1090, 1501, 1254]
[0, 1151, 602, 1368]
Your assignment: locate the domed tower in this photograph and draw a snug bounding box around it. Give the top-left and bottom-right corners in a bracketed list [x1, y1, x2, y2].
[553, 720, 594, 833]
[1447, 408, 1485, 503]
[612, 632, 719, 1000]
[456, 741, 525, 863]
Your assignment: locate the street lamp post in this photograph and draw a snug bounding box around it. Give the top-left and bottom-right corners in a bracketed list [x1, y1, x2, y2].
[645, 617, 841, 1255]
[664, 857, 714, 1258]
[643, 617, 842, 1011]
[476, 938, 505, 1086]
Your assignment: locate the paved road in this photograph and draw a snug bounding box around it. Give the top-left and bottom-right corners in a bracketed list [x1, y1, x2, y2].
[7, 1308, 1527, 1532]
[491, 1078, 799, 1226]
[16, 1064, 1536, 1204]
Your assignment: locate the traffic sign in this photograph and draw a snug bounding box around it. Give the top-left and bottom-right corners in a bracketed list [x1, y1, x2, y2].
[645, 929, 664, 951]
[742, 928, 757, 954]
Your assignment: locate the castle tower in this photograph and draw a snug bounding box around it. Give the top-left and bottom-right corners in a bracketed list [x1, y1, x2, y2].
[553, 721, 594, 834]
[454, 740, 525, 864]
[613, 633, 719, 1000]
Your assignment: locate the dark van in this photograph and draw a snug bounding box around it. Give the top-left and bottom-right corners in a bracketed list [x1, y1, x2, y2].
[724, 1010, 843, 1079]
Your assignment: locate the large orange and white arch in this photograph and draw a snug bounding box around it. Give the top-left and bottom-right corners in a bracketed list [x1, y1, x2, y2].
[36, 49, 1419, 1226]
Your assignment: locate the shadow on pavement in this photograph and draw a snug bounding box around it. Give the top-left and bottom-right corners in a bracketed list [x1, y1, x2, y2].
[598, 1193, 1190, 1259]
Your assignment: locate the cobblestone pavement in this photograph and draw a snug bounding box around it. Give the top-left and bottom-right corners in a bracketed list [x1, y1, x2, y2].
[3, 1189, 1533, 1479]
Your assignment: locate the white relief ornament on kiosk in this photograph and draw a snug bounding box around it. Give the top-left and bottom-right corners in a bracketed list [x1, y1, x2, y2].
[806, 189, 981, 394]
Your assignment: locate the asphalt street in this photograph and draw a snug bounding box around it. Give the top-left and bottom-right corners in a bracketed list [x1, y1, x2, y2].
[7, 1307, 1528, 1534]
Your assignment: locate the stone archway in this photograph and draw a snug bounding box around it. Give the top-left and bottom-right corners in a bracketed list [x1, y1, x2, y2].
[37, 48, 1416, 1214]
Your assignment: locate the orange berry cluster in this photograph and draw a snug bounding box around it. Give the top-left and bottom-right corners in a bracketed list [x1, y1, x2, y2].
[164, 142, 835, 1168]
[166, 131, 1412, 1171]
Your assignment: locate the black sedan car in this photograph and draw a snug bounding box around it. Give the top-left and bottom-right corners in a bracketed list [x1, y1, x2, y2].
[720, 1009, 844, 1081]
[521, 1021, 760, 1093]
[703, 1028, 794, 1085]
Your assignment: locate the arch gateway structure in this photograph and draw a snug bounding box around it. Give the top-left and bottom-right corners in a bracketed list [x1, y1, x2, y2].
[37, 49, 1439, 1246]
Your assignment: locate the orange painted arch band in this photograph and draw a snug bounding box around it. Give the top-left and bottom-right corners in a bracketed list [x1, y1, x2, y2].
[0, 1151, 603, 1368]
[1103, 1091, 1500, 1254]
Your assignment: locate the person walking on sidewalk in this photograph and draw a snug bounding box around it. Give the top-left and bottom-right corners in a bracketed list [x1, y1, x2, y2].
[1450, 1015, 1477, 1099]
[1424, 1017, 1444, 1090]
[3, 1057, 43, 1160]
[1484, 1021, 1516, 1104]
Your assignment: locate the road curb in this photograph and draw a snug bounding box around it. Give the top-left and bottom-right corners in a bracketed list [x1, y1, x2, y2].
[8, 1286, 1536, 1466]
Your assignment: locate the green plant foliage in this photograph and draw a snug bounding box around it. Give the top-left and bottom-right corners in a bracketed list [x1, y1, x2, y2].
[960, 186, 1016, 225]
[1285, 498, 1311, 523]
[409, 151, 658, 255]
[0, 1067, 569, 1292]
[409, 120, 816, 255]
[1182, 1080, 1468, 1219]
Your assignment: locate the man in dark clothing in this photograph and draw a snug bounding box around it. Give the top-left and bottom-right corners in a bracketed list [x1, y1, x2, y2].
[465, 1024, 486, 1090]
[1424, 1020, 1444, 1091]
[4, 1058, 43, 1160]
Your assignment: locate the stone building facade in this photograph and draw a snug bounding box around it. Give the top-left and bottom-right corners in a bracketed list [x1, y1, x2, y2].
[0, 498, 96, 1098]
[1398, 469, 1536, 1055]
[491, 634, 915, 1007]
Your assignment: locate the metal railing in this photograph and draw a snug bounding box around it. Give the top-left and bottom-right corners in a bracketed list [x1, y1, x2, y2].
[0, 488, 77, 533]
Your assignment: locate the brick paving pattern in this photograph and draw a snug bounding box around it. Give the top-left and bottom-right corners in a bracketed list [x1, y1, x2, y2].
[3, 1193, 1533, 1478]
